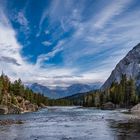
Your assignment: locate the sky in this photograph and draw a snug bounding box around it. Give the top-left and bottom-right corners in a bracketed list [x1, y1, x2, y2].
[0, 0, 140, 88]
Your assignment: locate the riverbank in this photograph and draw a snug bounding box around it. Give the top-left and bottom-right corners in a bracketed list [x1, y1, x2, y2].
[0, 93, 47, 115]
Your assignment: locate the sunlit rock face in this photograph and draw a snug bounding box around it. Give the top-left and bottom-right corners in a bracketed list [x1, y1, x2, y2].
[101, 43, 140, 90]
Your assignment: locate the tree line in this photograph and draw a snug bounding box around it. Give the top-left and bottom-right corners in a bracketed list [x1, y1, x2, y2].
[0, 73, 48, 106]
[82, 75, 139, 107]
[57, 75, 139, 108]
[1, 73, 138, 108]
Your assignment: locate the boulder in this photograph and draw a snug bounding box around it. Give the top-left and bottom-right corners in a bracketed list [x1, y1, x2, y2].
[25, 103, 38, 112]
[16, 96, 24, 103]
[101, 102, 115, 110]
[8, 104, 21, 114]
[131, 103, 140, 114]
[18, 99, 26, 112]
[40, 103, 47, 108]
[0, 105, 8, 114]
[25, 100, 30, 105]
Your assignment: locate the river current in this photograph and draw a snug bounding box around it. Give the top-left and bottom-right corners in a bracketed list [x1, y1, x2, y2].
[0, 106, 140, 140]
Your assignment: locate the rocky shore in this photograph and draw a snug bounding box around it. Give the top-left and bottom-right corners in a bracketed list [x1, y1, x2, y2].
[0, 93, 45, 115]
[130, 103, 140, 117]
[0, 119, 23, 125]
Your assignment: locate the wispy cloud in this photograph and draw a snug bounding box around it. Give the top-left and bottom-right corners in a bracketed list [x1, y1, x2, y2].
[94, 0, 132, 29]
[37, 40, 64, 65]
[42, 41, 52, 46]
[0, 0, 140, 88]
[11, 9, 30, 37]
[45, 30, 50, 35]
[0, 56, 21, 66]
[15, 11, 28, 26]
[0, 8, 77, 87]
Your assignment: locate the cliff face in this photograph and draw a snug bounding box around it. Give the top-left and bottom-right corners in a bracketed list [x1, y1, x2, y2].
[101, 43, 140, 90]
[0, 93, 38, 115]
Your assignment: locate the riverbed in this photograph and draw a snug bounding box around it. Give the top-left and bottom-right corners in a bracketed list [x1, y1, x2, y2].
[0, 106, 140, 140]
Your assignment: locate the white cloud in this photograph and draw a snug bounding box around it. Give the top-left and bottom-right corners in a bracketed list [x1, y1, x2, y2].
[50, 0, 140, 84]
[37, 40, 64, 65]
[10, 10, 30, 38]
[45, 30, 50, 34]
[38, 0, 83, 35]
[94, 0, 132, 29]
[0, 9, 76, 87]
[42, 41, 52, 46]
[15, 11, 28, 26]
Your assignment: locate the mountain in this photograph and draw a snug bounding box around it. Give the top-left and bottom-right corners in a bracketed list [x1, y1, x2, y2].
[29, 83, 100, 99]
[101, 43, 140, 90]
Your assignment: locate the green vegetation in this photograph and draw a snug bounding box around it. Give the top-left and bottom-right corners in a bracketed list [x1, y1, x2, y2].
[0, 73, 48, 106]
[73, 75, 139, 108]
[48, 99, 72, 106]
[55, 74, 139, 108]
[0, 73, 139, 109]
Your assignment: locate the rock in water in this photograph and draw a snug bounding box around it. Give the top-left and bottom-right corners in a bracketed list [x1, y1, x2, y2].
[131, 103, 140, 114]
[101, 102, 115, 110]
[8, 104, 21, 114]
[40, 103, 47, 108]
[0, 105, 8, 114]
[25, 103, 38, 112]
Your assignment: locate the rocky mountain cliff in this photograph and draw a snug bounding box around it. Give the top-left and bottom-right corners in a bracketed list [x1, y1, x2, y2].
[101, 43, 140, 90]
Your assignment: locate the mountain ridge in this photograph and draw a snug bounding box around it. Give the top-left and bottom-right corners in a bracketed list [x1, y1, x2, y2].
[29, 83, 101, 99]
[101, 43, 140, 90]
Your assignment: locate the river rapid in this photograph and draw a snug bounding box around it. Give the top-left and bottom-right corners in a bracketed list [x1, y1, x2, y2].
[0, 106, 140, 140]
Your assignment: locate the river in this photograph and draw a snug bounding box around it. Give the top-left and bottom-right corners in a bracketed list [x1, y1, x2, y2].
[0, 106, 140, 140]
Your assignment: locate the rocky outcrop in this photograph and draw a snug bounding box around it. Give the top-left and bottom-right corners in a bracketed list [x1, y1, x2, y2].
[101, 43, 140, 90]
[1, 94, 12, 106]
[8, 104, 21, 114]
[25, 101, 38, 112]
[101, 102, 115, 110]
[0, 105, 8, 114]
[0, 94, 39, 115]
[131, 103, 140, 114]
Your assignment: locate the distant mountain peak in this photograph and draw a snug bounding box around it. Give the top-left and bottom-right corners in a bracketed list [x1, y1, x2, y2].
[29, 83, 100, 99]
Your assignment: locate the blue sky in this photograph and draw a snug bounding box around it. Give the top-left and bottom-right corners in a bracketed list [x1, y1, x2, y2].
[0, 0, 140, 87]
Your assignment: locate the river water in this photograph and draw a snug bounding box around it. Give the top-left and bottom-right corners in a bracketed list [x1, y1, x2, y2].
[0, 106, 140, 140]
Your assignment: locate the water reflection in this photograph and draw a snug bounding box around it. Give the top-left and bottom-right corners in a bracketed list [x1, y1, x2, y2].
[109, 119, 140, 140]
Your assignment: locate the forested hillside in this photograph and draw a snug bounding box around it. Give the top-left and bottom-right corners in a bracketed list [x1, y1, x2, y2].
[60, 75, 139, 108]
[0, 73, 48, 114]
[82, 75, 139, 108]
